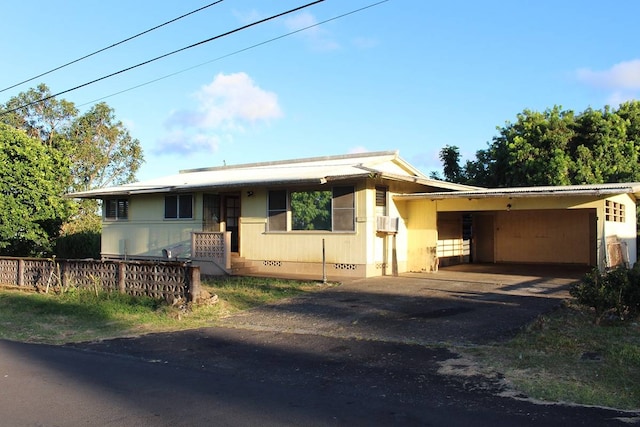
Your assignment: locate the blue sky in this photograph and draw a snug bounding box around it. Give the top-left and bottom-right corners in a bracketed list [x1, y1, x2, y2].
[2, 0, 640, 181]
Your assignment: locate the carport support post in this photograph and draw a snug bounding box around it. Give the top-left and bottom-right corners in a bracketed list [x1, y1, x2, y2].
[392, 233, 398, 277]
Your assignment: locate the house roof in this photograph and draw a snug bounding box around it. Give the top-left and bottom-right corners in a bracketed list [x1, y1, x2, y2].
[69, 150, 475, 198]
[394, 182, 640, 201]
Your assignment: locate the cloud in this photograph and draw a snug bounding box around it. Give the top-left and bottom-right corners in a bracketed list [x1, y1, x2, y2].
[577, 59, 640, 90]
[348, 146, 369, 154]
[284, 12, 340, 51]
[156, 72, 282, 155]
[351, 37, 379, 49]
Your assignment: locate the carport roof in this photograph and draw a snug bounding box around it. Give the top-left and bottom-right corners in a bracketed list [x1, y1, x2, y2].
[395, 182, 640, 200]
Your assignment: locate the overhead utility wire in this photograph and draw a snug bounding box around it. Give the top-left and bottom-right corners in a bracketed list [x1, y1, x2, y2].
[79, 0, 389, 107]
[0, 0, 324, 116]
[0, 0, 225, 94]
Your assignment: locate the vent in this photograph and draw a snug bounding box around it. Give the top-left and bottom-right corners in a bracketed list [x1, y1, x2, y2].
[376, 216, 399, 233]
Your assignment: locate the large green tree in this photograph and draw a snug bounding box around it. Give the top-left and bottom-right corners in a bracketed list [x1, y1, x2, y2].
[0, 124, 73, 256]
[437, 101, 640, 187]
[1, 84, 144, 257]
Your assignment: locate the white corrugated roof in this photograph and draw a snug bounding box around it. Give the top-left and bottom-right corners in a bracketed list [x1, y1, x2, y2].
[69, 150, 475, 198]
[395, 182, 640, 200]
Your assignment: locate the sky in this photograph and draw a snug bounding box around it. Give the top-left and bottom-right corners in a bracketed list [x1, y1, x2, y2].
[2, 0, 640, 182]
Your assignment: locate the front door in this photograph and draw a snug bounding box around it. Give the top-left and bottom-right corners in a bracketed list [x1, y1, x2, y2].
[224, 195, 240, 252]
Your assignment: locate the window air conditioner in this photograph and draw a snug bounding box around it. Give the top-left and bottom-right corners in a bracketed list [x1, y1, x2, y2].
[376, 216, 399, 233]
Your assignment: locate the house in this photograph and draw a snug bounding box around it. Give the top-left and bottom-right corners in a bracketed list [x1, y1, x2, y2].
[69, 151, 640, 280]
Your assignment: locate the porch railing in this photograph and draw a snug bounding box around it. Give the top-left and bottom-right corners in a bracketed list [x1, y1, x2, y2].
[191, 231, 231, 270]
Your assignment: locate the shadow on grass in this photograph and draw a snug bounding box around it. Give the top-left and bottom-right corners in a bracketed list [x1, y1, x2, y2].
[0, 290, 161, 342]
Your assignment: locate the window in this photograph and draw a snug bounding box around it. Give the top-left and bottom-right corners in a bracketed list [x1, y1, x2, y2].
[375, 186, 387, 217]
[267, 186, 355, 232]
[104, 198, 128, 220]
[268, 190, 287, 231]
[165, 194, 193, 219]
[333, 186, 355, 231]
[291, 190, 331, 230]
[605, 200, 625, 223]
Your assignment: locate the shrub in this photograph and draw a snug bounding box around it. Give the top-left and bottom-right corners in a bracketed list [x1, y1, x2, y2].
[55, 231, 101, 259]
[571, 265, 640, 324]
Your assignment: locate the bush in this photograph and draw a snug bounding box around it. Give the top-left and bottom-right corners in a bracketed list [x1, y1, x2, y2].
[55, 231, 101, 259]
[571, 265, 640, 324]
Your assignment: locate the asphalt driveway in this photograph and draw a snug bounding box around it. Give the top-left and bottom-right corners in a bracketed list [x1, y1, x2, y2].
[216, 264, 585, 346]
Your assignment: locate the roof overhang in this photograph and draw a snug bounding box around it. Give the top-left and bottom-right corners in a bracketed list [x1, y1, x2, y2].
[394, 182, 640, 201]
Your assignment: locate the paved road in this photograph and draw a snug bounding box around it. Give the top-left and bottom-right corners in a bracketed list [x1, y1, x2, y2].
[1, 267, 639, 426]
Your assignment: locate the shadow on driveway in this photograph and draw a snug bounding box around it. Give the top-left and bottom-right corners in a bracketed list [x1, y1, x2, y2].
[216, 265, 584, 346]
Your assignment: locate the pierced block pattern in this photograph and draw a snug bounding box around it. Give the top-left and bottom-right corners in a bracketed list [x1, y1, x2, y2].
[0, 259, 18, 285]
[0, 257, 195, 301]
[64, 261, 118, 291]
[263, 260, 282, 267]
[193, 232, 225, 262]
[334, 263, 358, 270]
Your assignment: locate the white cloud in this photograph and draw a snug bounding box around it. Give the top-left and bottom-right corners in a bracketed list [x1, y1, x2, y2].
[284, 12, 340, 51]
[157, 72, 282, 155]
[577, 59, 640, 90]
[348, 145, 369, 154]
[351, 37, 378, 49]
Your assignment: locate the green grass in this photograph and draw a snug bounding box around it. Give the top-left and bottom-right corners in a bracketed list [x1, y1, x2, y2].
[0, 276, 323, 344]
[466, 303, 640, 410]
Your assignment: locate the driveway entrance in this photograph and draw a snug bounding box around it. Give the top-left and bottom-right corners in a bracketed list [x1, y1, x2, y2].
[218, 265, 585, 346]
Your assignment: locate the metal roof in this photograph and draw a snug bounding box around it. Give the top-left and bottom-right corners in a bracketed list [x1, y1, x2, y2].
[394, 182, 640, 200]
[69, 150, 475, 198]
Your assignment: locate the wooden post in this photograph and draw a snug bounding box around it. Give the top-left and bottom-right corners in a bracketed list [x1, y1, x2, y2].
[188, 265, 201, 303]
[118, 262, 126, 294]
[17, 259, 24, 288]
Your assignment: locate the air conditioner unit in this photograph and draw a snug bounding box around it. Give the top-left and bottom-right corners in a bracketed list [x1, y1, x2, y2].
[376, 216, 399, 233]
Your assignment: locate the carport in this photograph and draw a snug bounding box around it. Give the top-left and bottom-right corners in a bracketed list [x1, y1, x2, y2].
[396, 183, 640, 272]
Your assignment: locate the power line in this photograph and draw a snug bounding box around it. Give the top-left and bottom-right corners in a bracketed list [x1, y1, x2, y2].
[0, 0, 325, 116]
[0, 0, 225, 94]
[79, 1, 389, 107]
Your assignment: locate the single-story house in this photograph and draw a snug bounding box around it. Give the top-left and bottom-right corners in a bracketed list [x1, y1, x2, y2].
[69, 150, 640, 279]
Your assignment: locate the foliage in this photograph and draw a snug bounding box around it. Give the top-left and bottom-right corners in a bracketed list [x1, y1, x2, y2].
[1, 84, 144, 257]
[55, 231, 101, 259]
[290, 190, 332, 230]
[570, 265, 640, 324]
[438, 145, 466, 183]
[67, 102, 143, 192]
[436, 101, 640, 186]
[0, 124, 74, 256]
[0, 83, 77, 148]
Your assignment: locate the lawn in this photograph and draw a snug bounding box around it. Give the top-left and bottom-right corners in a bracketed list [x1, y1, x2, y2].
[0, 276, 325, 344]
[465, 302, 640, 410]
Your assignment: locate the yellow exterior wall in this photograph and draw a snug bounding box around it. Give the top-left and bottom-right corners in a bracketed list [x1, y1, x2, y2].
[101, 194, 202, 258]
[402, 199, 438, 272]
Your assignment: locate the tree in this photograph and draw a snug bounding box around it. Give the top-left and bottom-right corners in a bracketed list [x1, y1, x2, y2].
[0, 124, 74, 256]
[0, 83, 77, 148]
[436, 102, 640, 187]
[438, 145, 466, 183]
[67, 102, 143, 192]
[1, 84, 144, 258]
